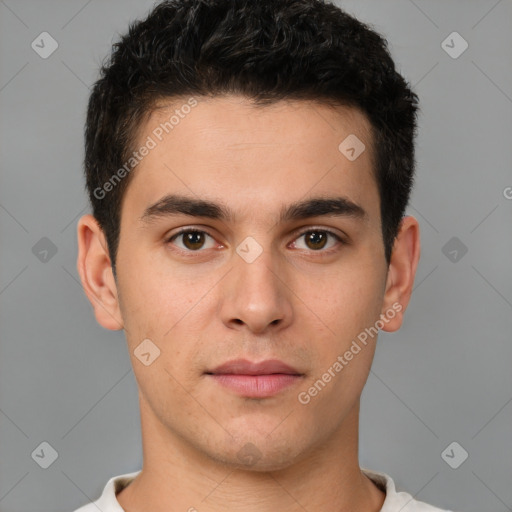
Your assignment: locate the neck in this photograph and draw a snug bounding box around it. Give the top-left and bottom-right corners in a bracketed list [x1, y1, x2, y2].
[117, 397, 385, 512]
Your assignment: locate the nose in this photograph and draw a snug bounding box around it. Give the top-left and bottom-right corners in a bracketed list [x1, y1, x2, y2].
[218, 243, 293, 335]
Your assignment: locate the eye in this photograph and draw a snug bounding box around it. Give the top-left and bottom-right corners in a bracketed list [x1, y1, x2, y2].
[167, 229, 217, 251]
[166, 227, 345, 254]
[291, 228, 343, 252]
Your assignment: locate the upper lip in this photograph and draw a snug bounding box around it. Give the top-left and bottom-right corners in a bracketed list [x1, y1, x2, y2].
[208, 359, 302, 376]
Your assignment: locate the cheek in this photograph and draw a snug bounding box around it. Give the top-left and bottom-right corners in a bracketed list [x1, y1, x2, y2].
[116, 258, 211, 378]
[296, 260, 385, 402]
[296, 268, 383, 422]
[305, 262, 385, 343]
[116, 252, 201, 338]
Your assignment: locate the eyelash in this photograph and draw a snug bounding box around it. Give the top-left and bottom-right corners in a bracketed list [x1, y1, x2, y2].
[166, 227, 346, 255]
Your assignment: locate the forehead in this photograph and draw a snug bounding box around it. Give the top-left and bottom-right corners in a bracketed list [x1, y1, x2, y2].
[122, 95, 379, 226]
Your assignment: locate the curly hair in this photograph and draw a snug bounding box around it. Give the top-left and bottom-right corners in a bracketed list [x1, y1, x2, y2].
[84, 0, 419, 273]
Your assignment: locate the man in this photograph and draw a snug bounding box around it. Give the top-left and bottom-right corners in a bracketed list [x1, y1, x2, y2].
[74, 0, 454, 510]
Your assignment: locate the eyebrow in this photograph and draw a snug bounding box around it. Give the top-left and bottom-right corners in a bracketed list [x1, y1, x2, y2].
[139, 193, 368, 225]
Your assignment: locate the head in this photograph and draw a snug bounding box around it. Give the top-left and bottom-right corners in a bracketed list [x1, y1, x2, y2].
[84, 0, 419, 274]
[78, 0, 420, 471]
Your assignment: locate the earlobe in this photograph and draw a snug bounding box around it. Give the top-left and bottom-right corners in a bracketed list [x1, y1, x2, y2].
[76, 214, 124, 331]
[380, 216, 421, 333]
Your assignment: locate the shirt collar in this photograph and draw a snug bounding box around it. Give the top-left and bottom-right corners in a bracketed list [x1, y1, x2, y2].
[93, 467, 445, 512]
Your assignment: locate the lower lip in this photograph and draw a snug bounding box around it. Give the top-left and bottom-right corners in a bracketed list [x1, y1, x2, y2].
[209, 374, 302, 398]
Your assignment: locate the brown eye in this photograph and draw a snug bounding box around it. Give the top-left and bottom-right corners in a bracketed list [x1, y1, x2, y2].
[182, 231, 205, 250]
[292, 229, 342, 252]
[304, 231, 328, 250]
[168, 229, 216, 251]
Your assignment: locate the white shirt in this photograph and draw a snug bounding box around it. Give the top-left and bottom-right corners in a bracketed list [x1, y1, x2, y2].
[73, 468, 455, 512]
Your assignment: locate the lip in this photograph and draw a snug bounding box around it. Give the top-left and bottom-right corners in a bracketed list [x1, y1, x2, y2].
[206, 359, 304, 398]
[209, 358, 302, 376]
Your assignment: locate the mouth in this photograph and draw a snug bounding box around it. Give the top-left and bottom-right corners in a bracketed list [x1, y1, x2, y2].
[205, 359, 304, 398]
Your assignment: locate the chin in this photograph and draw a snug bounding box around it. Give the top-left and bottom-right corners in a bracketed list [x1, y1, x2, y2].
[207, 430, 308, 472]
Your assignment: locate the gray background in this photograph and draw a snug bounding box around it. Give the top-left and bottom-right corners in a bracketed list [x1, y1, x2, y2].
[1, 1, 511, 511]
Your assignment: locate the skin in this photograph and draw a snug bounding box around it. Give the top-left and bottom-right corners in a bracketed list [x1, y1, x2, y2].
[77, 95, 420, 512]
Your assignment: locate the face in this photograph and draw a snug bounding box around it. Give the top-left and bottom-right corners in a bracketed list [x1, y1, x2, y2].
[78, 95, 418, 471]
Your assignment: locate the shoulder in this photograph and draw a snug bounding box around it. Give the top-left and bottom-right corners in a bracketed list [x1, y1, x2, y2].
[71, 470, 141, 512]
[362, 468, 456, 512]
[72, 504, 99, 512]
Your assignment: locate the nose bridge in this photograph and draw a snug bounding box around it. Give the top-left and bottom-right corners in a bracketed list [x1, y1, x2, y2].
[237, 239, 279, 290]
[219, 236, 292, 332]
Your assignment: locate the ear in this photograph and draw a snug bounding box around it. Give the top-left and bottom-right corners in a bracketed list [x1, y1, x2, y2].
[76, 214, 124, 330]
[380, 215, 421, 332]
